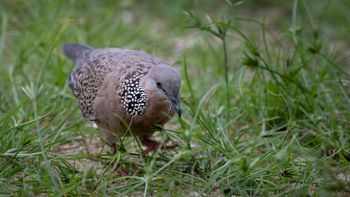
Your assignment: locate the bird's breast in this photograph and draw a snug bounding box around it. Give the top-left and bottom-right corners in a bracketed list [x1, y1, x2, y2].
[130, 95, 174, 135]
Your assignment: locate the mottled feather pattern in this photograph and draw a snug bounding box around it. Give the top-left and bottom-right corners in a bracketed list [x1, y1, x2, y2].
[68, 48, 165, 120]
[120, 75, 147, 116]
[69, 52, 116, 120]
[119, 68, 150, 117]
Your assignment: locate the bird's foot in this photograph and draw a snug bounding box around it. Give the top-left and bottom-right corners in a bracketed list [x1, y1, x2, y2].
[116, 167, 129, 176]
[110, 143, 117, 155]
[141, 138, 177, 155]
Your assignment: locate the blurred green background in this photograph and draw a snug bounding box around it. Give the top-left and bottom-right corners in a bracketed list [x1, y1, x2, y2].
[1, 0, 350, 196]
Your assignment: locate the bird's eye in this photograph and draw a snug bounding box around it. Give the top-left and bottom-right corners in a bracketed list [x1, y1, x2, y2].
[156, 81, 162, 88]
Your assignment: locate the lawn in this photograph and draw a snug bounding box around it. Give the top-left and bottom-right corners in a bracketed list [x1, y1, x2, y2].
[1, 0, 350, 196]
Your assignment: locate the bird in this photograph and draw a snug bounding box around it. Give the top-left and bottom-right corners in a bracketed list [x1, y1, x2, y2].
[63, 43, 181, 155]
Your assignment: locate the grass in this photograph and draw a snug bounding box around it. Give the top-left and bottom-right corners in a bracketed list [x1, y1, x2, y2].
[1, 0, 350, 196]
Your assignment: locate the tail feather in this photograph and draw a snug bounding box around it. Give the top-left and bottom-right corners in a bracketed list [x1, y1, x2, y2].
[63, 43, 93, 63]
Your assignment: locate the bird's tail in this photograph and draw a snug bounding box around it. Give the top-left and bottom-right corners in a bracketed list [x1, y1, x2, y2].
[63, 43, 93, 63]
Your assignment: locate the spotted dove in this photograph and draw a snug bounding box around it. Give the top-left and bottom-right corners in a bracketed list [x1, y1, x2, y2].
[63, 43, 181, 154]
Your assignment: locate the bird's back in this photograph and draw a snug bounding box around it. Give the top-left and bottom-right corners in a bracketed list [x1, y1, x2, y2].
[64, 44, 167, 121]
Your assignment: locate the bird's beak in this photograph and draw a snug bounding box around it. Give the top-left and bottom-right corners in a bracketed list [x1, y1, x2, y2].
[170, 97, 181, 117]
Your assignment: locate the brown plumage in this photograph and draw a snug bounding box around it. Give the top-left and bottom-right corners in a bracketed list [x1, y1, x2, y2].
[63, 43, 181, 154]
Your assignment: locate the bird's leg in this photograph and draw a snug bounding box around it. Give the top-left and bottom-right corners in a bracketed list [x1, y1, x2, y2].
[117, 168, 129, 176]
[141, 137, 177, 155]
[101, 132, 130, 176]
[141, 138, 160, 155]
[102, 129, 118, 154]
[105, 143, 131, 176]
[110, 143, 117, 155]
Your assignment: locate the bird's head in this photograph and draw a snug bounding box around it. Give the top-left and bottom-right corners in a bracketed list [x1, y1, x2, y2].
[144, 65, 181, 117]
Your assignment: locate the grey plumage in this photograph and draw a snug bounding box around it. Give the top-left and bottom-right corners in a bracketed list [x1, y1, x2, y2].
[64, 44, 163, 120]
[63, 43, 181, 151]
[63, 44, 92, 64]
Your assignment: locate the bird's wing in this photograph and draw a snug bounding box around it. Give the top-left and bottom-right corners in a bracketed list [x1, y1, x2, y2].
[67, 49, 116, 121]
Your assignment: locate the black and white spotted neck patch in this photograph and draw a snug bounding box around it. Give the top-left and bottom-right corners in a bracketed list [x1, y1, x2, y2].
[120, 75, 148, 116]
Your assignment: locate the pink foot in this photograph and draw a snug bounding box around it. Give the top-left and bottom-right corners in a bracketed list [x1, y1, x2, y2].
[141, 138, 177, 155]
[141, 138, 160, 155]
[111, 143, 117, 155]
[117, 168, 129, 176]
